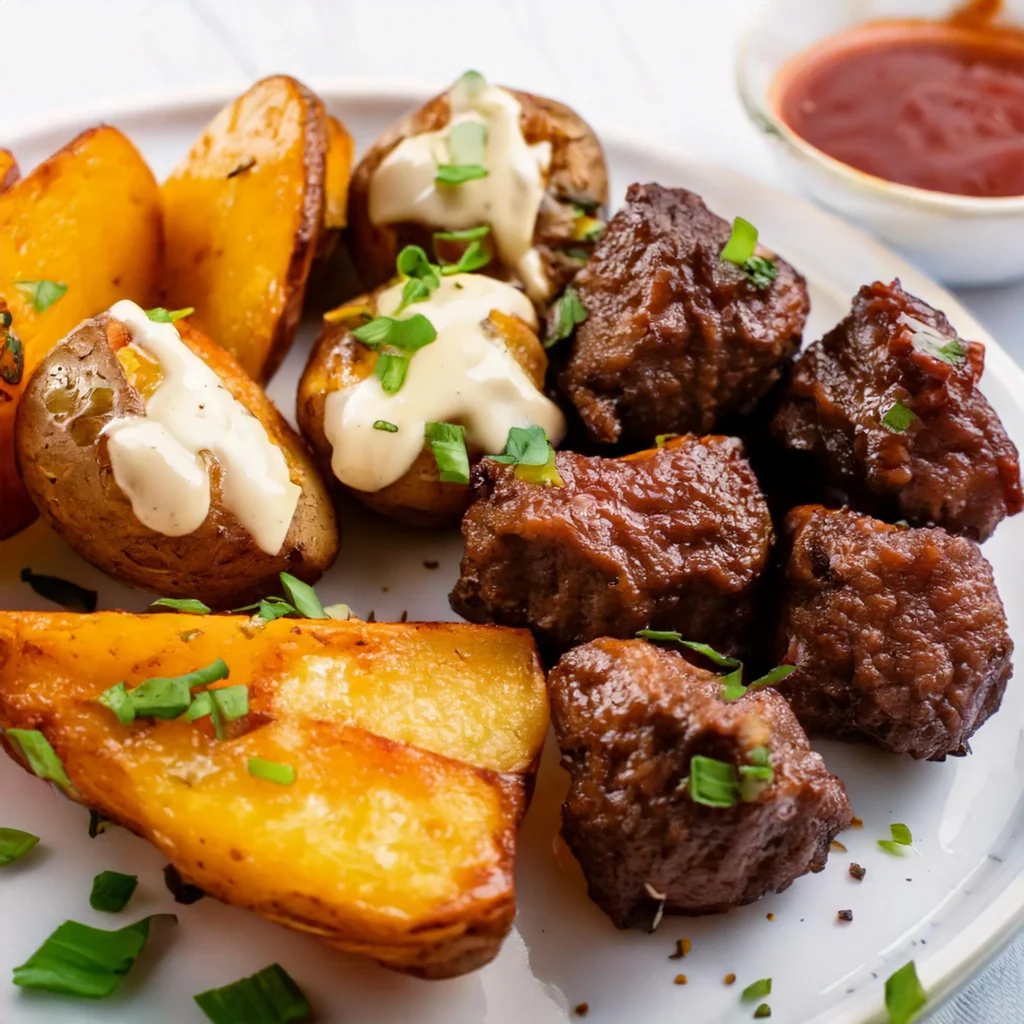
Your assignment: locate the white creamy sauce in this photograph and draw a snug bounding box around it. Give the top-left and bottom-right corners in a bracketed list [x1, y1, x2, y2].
[102, 300, 300, 555]
[324, 274, 566, 494]
[369, 77, 553, 301]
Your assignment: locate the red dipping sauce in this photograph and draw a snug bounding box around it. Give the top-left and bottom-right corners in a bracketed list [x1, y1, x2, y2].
[775, 17, 1024, 197]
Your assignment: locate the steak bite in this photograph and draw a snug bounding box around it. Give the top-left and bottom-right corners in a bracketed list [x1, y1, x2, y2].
[449, 435, 773, 656]
[548, 638, 852, 927]
[776, 505, 1013, 760]
[556, 183, 809, 446]
[771, 279, 1022, 541]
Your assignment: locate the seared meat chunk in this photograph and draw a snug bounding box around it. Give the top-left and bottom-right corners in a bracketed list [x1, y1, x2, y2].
[772, 280, 1022, 541]
[549, 638, 852, 926]
[449, 435, 773, 655]
[556, 183, 809, 445]
[776, 505, 1013, 760]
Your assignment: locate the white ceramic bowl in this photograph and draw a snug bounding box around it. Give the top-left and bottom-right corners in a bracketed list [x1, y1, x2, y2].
[737, 0, 1024, 287]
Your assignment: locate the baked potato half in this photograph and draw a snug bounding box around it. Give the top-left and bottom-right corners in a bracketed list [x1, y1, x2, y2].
[346, 71, 609, 304]
[0, 126, 163, 540]
[0, 611, 549, 978]
[16, 303, 337, 607]
[297, 269, 564, 529]
[161, 76, 342, 383]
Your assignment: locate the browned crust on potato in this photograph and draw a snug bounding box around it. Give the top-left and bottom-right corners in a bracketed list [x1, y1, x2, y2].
[15, 313, 338, 607]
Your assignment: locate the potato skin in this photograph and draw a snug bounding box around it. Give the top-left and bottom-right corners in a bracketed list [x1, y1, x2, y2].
[16, 314, 338, 607]
[346, 87, 609, 298]
[297, 295, 550, 528]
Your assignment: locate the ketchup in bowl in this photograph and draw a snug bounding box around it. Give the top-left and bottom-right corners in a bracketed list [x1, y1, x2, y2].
[774, 7, 1024, 198]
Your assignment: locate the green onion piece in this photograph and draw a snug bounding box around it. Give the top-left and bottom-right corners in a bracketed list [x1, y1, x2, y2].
[148, 597, 212, 614]
[637, 632, 742, 669]
[373, 420, 398, 433]
[280, 573, 327, 619]
[882, 401, 916, 433]
[13, 914, 175, 998]
[435, 163, 488, 185]
[89, 811, 114, 838]
[90, 871, 139, 913]
[890, 823, 913, 846]
[545, 286, 588, 348]
[425, 422, 470, 484]
[720, 668, 748, 702]
[742, 978, 772, 1002]
[15, 279, 67, 313]
[721, 217, 759, 265]
[0, 827, 40, 866]
[655, 433, 679, 447]
[434, 224, 490, 242]
[738, 763, 774, 802]
[5, 728, 71, 789]
[251, 598, 296, 625]
[754, 1006, 772, 1020]
[439, 239, 491, 275]
[128, 676, 194, 719]
[375, 352, 409, 394]
[488, 424, 553, 467]
[448, 120, 487, 164]
[99, 682, 135, 726]
[878, 840, 909, 856]
[145, 307, 194, 323]
[748, 745, 771, 767]
[935, 338, 966, 365]
[395, 244, 440, 287]
[885, 961, 927, 1024]
[688, 755, 739, 808]
[353, 314, 436, 352]
[248, 757, 296, 786]
[20, 568, 97, 612]
[397, 277, 432, 311]
[194, 962, 312, 1023]
[743, 256, 778, 290]
[747, 664, 798, 690]
[212, 686, 249, 722]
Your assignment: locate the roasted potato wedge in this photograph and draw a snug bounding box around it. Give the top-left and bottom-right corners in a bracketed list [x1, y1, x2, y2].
[324, 115, 356, 231]
[297, 285, 555, 529]
[0, 612, 549, 978]
[347, 73, 609, 303]
[0, 126, 163, 539]
[16, 306, 338, 607]
[161, 76, 333, 383]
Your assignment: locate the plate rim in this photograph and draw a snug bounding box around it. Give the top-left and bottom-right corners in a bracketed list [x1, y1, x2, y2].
[4, 76, 1024, 1024]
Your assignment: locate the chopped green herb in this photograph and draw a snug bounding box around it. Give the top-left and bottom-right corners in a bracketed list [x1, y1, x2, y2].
[20, 568, 97, 612]
[689, 756, 739, 808]
[5, 728, 71, 789]
[439, 239, 491, 275]
[436, 120, 489, 185]
[280, 572, 327, 619]
[373, 420, 399, 433]
[164, 864, 205, 905]
[13, 915, 175, 998]
[435, 163, 489, 185]
[398, 277, 432, 310]
[636, 631, 741, 669]
[747, 664, 798, 690]
[0, 827, 40, 866]
[545, 286, 588, 348]
[0, 318, 23, 385]
[188, 685, 249, 740]
[248, 757, 296, 786]
[434, 224, 491, 242]
[89, 811, 114, 838]
[655, 434, 679, 447]
[885, 961, 926, 1024]
[16, 279, 67, 313]
[99, 682, 136, 726]
[90, 871, 138, 913]
[488, 425, 564, 487]
[148, 597, 212, 614]
[878, 840, 910, 856]
[935, 338, 966, 365]
[194, 962, 312, 1023]
[396, 244, 440, 285]
[353, 313, 437, 352]
[129, 676, 194, 719]
[744, 256, 778, 289]
[425, 422, 470, 484]
[882, 401, 916, 433]
[721, 217, 759, 265]
[145, 307, 194, 323]
[754, 1006, 772, 1020]
[742, 978, 772, 1002]
[890, 823, 913, 846]
[514, 450, 563, 487]
[738, 762, 775, 802]
[375, 352, 409, 394]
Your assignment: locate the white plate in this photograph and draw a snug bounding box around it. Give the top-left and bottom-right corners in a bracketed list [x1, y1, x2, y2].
[2, 81, 1024, 1024]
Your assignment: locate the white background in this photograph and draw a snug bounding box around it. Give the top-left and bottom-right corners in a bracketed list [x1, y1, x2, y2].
[1, 1, 1023, 1021]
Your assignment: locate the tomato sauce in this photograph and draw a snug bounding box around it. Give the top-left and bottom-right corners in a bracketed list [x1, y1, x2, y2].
[775, 5, 1024, 197]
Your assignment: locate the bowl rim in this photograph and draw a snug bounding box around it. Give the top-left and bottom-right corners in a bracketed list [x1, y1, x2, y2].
[735, 0, 1024, 217]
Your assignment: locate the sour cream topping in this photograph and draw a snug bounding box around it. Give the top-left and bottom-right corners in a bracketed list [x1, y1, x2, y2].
[102, 300, 300, 554]
[324, 274, 566, 493]
[369, 76, 553, 301]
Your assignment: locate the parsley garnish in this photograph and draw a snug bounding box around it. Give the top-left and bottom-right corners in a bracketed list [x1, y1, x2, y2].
[352, 314, 436, 352]
[882, 401, 916, 433]
[545, 286, 588, 348]
[395, 245, 441, 312]
[149, 597, 212, 614]
[425, 422, 470, 484]
[878, 823, 914, 855]
[375, 353, 408, 394]
[440, 239, 491, 275]
[885, 962, 927, 1024]
[720, 217, 778, 290]
[15, 279, 67, 313]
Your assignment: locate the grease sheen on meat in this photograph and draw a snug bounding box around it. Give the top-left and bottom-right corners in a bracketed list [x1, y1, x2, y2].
[556, 183, 809, 445]
[449, 436, 773, 655]
[549, 638, 853, 926]
[776, 505, 1013, 760]
[772, 280, 1022, 541]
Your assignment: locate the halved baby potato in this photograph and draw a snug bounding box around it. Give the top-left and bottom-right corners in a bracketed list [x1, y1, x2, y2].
[15, 309, 338, 607]
[0, 611, 550, 978]
[0, 126, 163, 539]
[161, 76, 343, 383]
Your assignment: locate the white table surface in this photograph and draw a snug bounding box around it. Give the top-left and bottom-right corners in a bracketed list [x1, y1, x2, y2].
[1, 0, 1022, 1020]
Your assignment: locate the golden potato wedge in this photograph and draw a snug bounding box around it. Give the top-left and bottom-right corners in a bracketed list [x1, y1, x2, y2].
[297, 289, 551, 529]
[0, 126, 163, 539]
[16, 311, 338, 607]
[0, 612, 549, 978]
[347, 77, 609, 300]
[0, 149, 19, 191]
[324, 115, 355, 231]
[161, 75, 330, 383]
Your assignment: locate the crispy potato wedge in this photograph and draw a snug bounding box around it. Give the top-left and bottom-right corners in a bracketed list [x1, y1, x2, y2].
[161, 76, 329, 383]
[298, 294, 551, 528]
[324, 115, 355, 231]
[0, 126, 163, 540]
[16, 312, 338, 607]
[0, 612, 548, 978]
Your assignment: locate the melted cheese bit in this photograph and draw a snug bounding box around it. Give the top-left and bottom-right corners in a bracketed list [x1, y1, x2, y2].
[103, 300, 300, 555]
[324, 274, 565, 493]
[369, 76, 553, 301]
